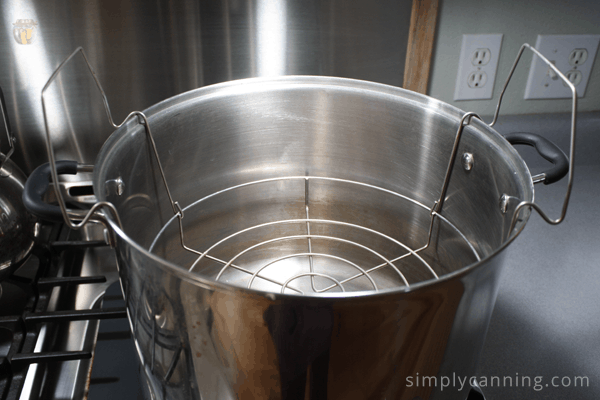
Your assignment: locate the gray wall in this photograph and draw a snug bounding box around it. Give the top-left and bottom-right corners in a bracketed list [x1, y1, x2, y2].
[428, 0, 600, 115]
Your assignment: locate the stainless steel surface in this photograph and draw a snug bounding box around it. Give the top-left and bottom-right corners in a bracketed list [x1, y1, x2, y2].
[77, 75, 539, 399]
[531, 173, 545, 184]
[0, 0, 412, 175]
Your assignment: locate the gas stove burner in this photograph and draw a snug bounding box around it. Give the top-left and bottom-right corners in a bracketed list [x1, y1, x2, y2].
[0, 222, 126, 400]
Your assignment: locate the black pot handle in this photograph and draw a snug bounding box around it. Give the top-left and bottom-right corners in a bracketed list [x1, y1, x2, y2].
[503, 132, 569, 185]
[23, 160, 79, 222]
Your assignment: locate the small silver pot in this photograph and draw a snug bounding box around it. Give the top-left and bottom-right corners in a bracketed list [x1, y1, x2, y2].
[0, 86, 37, 281]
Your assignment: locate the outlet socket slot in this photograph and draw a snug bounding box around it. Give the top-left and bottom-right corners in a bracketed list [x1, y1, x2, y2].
[471, 48, 491, 66]
[564, 70, 583, 87]
[468, 71, 488, 88]
[568, 49, 588, 66]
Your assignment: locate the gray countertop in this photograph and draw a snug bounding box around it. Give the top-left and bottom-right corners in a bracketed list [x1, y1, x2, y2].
[476, 111, 600, 399]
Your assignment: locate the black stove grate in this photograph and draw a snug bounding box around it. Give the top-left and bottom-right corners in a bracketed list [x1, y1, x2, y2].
[0, 223, 126, 400]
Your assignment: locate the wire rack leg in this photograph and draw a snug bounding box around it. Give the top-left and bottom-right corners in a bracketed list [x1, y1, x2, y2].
[304, 177, 319, 291]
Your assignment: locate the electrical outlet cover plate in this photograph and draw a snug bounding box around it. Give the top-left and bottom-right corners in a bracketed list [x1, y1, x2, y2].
[454, 34, 503, 101]
[524, 34, 600, 99]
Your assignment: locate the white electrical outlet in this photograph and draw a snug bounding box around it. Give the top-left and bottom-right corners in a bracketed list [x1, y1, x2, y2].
[524, 34, 600, 99]
[454, 34, 503, 101]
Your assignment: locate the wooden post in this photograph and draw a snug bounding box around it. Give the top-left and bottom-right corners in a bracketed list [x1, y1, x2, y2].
[403, 0, 440, 94]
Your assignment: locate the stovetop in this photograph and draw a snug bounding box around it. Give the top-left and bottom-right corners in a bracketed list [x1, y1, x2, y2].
[0, 222, 132, 400]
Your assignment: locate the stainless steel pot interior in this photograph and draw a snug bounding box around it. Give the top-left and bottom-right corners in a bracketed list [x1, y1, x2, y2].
[93, 76, 534, 296]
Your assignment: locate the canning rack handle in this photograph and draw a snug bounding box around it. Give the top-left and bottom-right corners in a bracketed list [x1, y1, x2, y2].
[492, 43, 576, 232]
[432, 111, 482, 215]
[434, 43, 576, 240]
[40, 47, 177, 233]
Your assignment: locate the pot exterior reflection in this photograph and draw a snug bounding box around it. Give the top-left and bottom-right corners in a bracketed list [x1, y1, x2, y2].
[117, 234, 507, 400]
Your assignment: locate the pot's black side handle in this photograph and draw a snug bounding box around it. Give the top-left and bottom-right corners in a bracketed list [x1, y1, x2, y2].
[503, 132, 569, 185]
[23, 161, 79, 222]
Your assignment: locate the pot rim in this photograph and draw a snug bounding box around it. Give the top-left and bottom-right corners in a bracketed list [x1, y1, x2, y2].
[95, 75, 535, 300]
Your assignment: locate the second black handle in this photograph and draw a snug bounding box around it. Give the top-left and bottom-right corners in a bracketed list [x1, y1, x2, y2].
[23, 161, 79, 222]
[503, 132, 569, 185]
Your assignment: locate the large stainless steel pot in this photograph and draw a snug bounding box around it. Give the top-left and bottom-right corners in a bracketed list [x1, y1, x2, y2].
[23, 45, 576, 400]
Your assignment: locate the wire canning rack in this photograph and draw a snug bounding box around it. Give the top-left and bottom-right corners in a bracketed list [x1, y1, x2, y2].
[42, 45, 576, 297]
